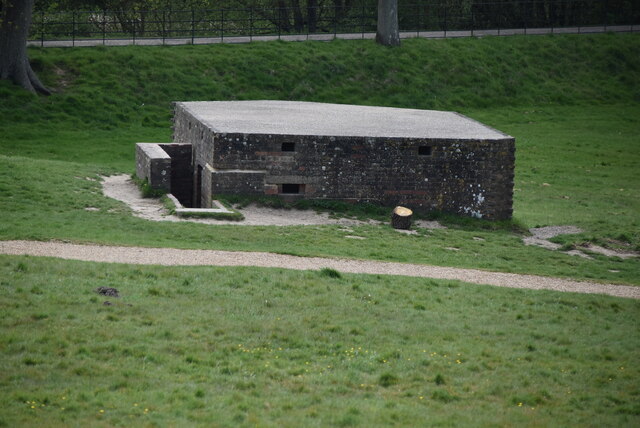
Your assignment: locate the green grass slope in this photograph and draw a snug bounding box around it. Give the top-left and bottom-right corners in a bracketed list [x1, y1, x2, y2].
[0, 33, 638, 284]
[5, 34, 640, 130]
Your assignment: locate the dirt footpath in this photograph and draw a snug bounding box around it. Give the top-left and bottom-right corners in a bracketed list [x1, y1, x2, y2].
[1, 240, 637, 299]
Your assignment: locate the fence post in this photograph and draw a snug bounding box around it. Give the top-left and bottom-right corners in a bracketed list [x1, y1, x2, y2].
[40, 10, 44, 47]
[417, 4, 421, 38]
[523, 1, 527, 35]
[278, 7, 281, 40]
[361, 3, 365, 39]
[221, 9, 224, 42]
[550, 0, 554, 34]
[471, 4, 474, 37]
[334, 5, 338, 39]
[72, 11, 76, 47]
[191, 9, 195, 44]
[603, 0, 608, 31]
[250, 7, 253, 42]
[444, 4, 447, 38]
[102, 10, 106, 45]
[162, 10, 165, 45]
[579, 2, 583, 34]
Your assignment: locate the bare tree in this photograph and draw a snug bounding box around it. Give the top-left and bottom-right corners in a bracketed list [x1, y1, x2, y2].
[376, 0, 399, 46]
[0, 0, 50, 94]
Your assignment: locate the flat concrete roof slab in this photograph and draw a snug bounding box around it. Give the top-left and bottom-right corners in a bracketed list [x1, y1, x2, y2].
[176, 101, 511, 140]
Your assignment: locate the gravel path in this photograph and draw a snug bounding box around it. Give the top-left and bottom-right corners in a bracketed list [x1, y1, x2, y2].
[523, 226, 639, 259]
[1, 240, 637, 299]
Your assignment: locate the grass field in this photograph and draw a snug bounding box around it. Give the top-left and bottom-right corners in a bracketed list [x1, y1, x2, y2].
[0, 33, 639, 426]
[1, 256, 638, 427]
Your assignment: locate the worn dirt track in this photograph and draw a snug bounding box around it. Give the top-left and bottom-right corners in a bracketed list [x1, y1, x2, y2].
[1, 240, 638, 299]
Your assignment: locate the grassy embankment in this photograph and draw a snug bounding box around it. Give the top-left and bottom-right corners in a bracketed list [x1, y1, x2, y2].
[1, 33, 638, 284]
[1, 33, 639, 427]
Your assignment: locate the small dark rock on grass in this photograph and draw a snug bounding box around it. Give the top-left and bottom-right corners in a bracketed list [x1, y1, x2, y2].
[95, 286, 120, 297]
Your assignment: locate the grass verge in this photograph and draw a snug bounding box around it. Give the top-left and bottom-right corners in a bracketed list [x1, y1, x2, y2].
[1, 256, 638, 427]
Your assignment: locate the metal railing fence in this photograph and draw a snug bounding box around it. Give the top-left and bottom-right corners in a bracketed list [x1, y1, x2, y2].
[29, 0, 639, 45]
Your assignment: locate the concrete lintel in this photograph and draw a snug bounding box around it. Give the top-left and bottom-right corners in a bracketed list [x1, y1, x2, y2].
[266, 175, 321, 184]
[157, 142, 192, 148]
[212, 169, 268, 174]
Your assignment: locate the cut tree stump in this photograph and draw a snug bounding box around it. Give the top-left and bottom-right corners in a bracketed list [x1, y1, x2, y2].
[391, 206, 413, 230]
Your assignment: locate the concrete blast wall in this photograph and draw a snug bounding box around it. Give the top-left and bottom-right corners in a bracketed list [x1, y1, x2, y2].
[135, 143, 192, 206]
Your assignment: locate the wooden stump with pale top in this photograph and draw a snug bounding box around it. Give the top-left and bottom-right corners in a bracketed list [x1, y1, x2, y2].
[391, 206, 413, 230]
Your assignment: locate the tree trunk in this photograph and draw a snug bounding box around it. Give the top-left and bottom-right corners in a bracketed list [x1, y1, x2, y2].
[376, 0, 400, 46]
[0, 0, 50, 94]
[391, 206, 412, 230]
